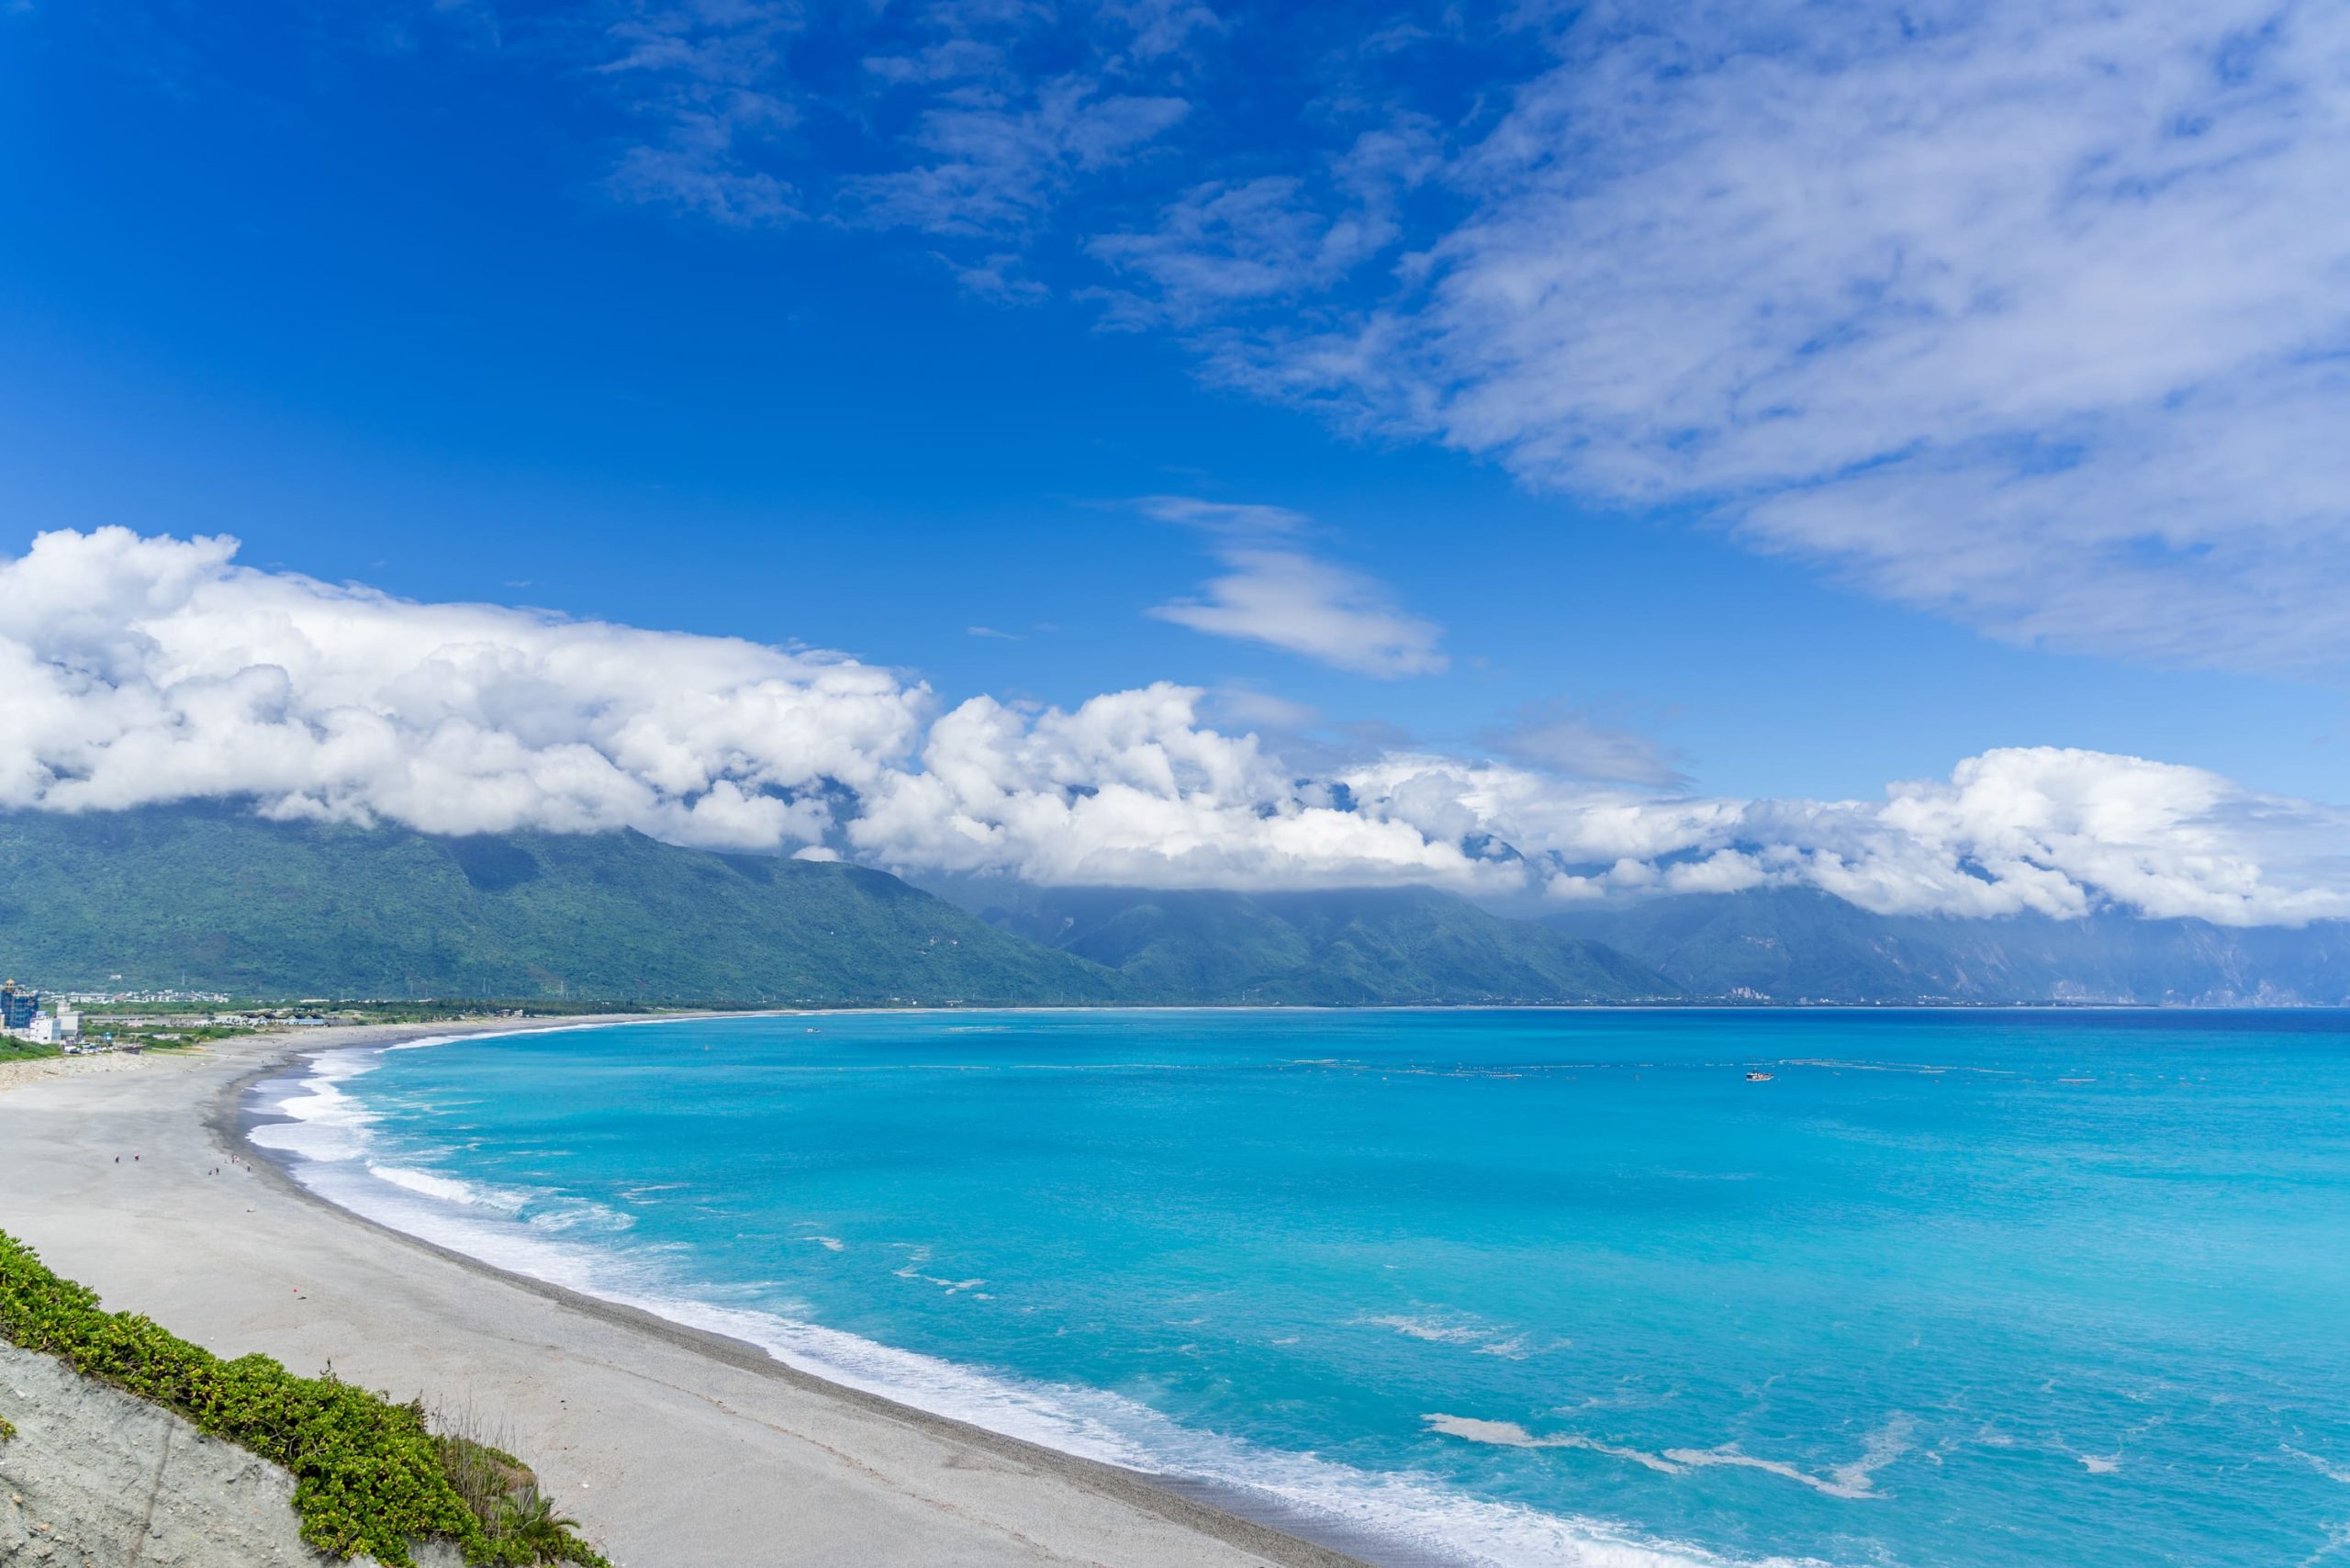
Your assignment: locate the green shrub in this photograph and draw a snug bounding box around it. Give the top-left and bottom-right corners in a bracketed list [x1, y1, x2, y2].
[0, 1228, 603, 1565]
[0, 1409, 15, 1439]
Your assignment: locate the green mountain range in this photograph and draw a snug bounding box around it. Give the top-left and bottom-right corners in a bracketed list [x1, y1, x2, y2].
[1547, 887, 2350, 1005]
[0, 806, 1115, 1004]
[968, 884, 1678, 1004]
[0, 807, 1670, 1004]
[6, 808, 2342, 1006]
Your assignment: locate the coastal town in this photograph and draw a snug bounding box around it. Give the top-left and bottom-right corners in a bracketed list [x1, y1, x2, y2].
[2, 978, 347, 1056]
[0, 980, 79, 1049]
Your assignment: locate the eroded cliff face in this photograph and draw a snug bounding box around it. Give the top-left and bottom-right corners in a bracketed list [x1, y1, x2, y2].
[0, 1342, 457, 1568]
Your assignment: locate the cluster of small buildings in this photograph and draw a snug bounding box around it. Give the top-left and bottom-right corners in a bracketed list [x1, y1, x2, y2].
[2, 978, 84, 1047]
[61, 988, 230, 1006]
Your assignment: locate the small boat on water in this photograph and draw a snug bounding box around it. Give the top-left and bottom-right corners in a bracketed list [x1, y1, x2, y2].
[1745, 1070, 1774, 1081]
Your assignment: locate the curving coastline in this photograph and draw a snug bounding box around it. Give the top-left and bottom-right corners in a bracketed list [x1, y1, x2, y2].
[1, 1020, 1376, 1568]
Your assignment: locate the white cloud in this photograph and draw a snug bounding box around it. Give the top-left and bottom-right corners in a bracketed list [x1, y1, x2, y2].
[1140, 496, 1448, 677]
[1133, 496, 1307, 536]
[847, 683, 1499, 889]
[843, 700, 2350, 924]
[1150, 546, 1449, 678]
[5, 530, 2344, 925]
[503, 1, 2350, 671]
[0, 528, 923, 847]
[1340, 746, 2350, 926]
[1202, 0, 2350, 672]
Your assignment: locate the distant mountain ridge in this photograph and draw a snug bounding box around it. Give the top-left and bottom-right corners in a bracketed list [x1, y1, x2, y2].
[0, 806, 1117, 1004]
[968, 884, 1678, 1004]
[1546, 887, 2350, 1005]
[6, 808, 2343, 1006]
[0, 808, 1670, 1005]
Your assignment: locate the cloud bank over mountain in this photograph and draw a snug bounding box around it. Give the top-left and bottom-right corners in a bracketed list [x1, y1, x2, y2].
[6, 529, 2344, 926]
[0, 528, 922, 852]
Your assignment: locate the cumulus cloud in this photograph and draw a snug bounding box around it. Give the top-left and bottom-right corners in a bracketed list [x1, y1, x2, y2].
[0, 528, 923, 848]
[1210, 0, 2350, 671]
[5, 530, 2345, 925]
[1339, 747, 2350, 925]
[847, 683, 1494, 888]
[840, 700, 2350, 925]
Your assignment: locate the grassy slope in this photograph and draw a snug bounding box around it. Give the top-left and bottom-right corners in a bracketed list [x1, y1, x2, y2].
[0, 806, 1122, 1004]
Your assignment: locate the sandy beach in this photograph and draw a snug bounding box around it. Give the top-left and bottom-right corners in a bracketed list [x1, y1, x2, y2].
[0, 1023, 1369, 1568]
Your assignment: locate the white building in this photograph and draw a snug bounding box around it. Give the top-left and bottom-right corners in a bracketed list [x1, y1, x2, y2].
[25, 1007, 81, 1046]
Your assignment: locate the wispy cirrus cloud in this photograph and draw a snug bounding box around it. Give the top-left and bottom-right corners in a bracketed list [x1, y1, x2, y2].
[1483, 702, 1687, 790]
[224, 1, 2350, 673]
[849, 78, 1190, 239]
[591, 0, 805, 225]
[1150, 546, 1448, 678]
[587, 0, 1203, 267]
[1205, 0, 2350, 672]
[1088, 118, 1439, 327]
[1139, 497, 1447, 677]
[1134, 496, 1308, 536]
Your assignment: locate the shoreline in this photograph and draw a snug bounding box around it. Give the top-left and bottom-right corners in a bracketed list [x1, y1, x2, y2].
[218, 1022, 1399, 1567]
[5, 1014, 1382, 1568]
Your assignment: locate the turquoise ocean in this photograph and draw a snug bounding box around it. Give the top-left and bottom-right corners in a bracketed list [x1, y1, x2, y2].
[248, 1010, 2350, 1567]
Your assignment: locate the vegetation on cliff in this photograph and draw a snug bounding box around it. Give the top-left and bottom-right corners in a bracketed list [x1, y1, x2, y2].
[0, 1228, 601, 1565]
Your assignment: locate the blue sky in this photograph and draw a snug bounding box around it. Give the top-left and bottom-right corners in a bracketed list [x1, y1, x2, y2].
[3, 0, 2345, 919]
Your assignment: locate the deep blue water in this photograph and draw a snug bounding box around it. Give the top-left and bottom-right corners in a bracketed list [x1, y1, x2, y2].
[251, 1010, 2350, 1567]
